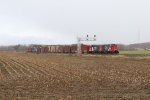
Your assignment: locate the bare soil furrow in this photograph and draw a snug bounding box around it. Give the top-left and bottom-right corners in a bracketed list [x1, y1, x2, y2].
[22, 60, 54, 76]
[1, 58, 33, 77]
[11, 60, 43, 77]
[25, 60, 77, 80]
[13, 59, 49, 76]
[9, 59, 36, 77]
[2, 58, 25, 77]
[0, 62, 4, 80]
[0, 59, 12, 79]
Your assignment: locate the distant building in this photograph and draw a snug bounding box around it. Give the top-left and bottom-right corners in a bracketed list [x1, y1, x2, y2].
[146, 48, 150, 51]
[134, 48, 145, 51]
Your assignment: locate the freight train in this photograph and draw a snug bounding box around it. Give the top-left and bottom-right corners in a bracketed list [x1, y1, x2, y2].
[27, 44, 119, 54]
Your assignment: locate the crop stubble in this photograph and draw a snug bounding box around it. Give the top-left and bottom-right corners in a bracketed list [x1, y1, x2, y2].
[0, 52, 150, 99]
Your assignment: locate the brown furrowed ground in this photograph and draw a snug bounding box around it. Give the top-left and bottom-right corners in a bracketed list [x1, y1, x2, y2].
[0, 52, 150, 99]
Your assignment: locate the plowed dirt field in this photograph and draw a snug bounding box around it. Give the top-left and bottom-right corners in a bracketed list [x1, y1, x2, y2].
[0, 52, 150, 99]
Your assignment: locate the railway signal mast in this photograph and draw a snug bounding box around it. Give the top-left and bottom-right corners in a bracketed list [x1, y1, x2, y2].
[77, 34, 97, 54]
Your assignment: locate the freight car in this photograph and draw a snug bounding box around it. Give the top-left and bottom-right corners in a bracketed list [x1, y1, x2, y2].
[27, 44, 119, 54]
[27, 45, 42, 54]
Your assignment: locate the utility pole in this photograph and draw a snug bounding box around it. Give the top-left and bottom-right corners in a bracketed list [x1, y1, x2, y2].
[77, 34, 96, 55]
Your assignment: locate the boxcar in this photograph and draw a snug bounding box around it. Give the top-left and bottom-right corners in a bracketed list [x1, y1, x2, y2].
[41, 46, 48, 53]
[81, 44, 89, 54]
[63, 45, 71, 53]
[70, 44, 77, 53]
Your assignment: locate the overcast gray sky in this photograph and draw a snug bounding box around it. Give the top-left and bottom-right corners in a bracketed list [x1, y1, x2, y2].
[0, 0, 150, 45]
